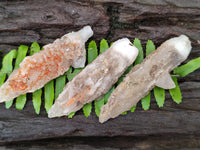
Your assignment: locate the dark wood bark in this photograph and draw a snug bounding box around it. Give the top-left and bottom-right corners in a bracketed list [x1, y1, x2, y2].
[0, 0, 200, 149]
[1, 135, 200, 150]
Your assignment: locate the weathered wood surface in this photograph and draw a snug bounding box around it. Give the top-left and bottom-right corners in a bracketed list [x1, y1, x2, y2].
[1, 135, 200, 150]
[0, 0, 200, 149]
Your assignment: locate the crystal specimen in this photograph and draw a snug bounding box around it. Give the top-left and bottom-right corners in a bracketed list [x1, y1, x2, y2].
[0, 26, 93, 103]
[99, 35, 192, 123]
[48, 38, 139, 118]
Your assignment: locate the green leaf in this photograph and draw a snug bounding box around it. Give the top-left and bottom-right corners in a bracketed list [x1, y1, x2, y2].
[110, 42, 114, 46]
[104, 87, 115, 104]
[169, 76, 182, 104]
[16, 94, 27, 110]
[1, 50, 17, 74]
[88, 40, 98, 64]
[145, 40, 156, 110]
[82, 40, 99, 117]
[100, 39, 109, 54]
[146, 40, 155, 56]
[173, 57, 200, 77]
[44, 80, 54, 113]
[32, 89, 42, 114]
[0, 50, 17, 86]
[55, 75, 66, 99]
[73, 68, 82, 75]
[117, 76, 124, 85]
[121, 111, 127, 115]
[30, 42, 40, 55]
[0, 71, 6, 87]
[139, 40, 155, 111]
[94, 98, 104, 117]
[100, 39, 115, 112]
[66, 66, 73, 74]
[130, 105, 136, 112]
[83, 103, 92, 117]
[124, 65, 133, 74]
[154, 86, 165, 107]
[141, 92, 151, 110]
[66, 68, 82, 118]
[14, 45, 29, 69]
[117, 65, 134, 85]
[30, 42, 42, 114]
[2, 50, 17, 109]
[67, 68, 82, 82]
[65, 66, 72, 79]
[5, 100, 14, 109]
[41, 46, 44, 50]
[4, 51, 16, 109]
[68, 112, 76, 118]
[134, 38, 144, 65]
[14, 45, 28, 109]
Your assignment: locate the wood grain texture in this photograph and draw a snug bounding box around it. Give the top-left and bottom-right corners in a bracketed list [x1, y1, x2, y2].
[0, 99, 200, 141]
[0, 0, 200, 149]
[1, 135, 200, 150]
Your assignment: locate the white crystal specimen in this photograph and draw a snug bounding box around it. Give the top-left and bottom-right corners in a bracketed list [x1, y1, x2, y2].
[99, 35, 192, 123]
[48, 38, 138, 118]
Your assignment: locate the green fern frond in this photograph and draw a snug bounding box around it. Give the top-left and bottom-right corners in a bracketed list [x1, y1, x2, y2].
[133, 38, 144, 65]
[0, 50, 17, 86]
[44, 80, 54, 113]
[174, 57, 200, 77]
[0, 50, 17, 109]
[94, 39, 110, 117]
[141, 92, 151, 110]
[29, 42, 42, 114]
[154, 87, 165, 107]
[82, 40, 98, 117]
[0, 38, 199, 119]
[14, 45, 29, 110]
[169, 76, 182, 104]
